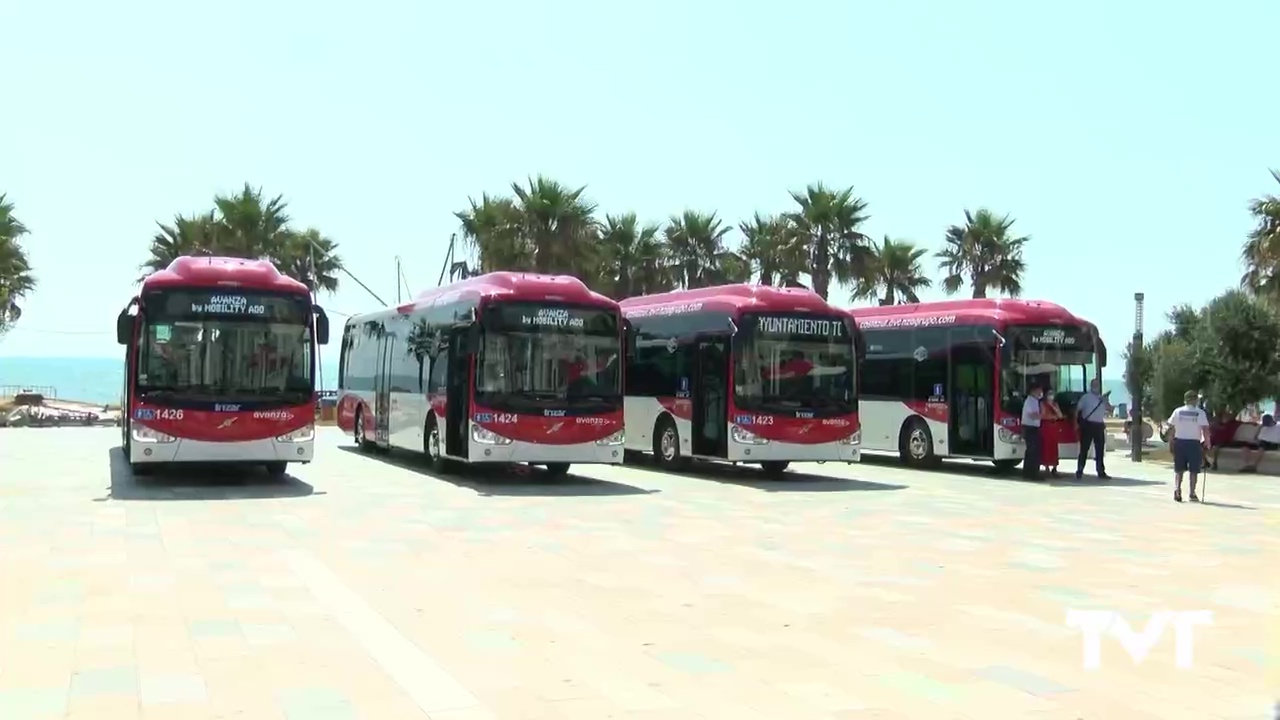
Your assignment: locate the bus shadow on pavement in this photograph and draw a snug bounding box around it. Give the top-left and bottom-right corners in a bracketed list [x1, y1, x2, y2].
[336, 446, 658, 497]
[102, 448, 320, 501]
[625, 456, 906, 493]
[858, 454, 1165, 488]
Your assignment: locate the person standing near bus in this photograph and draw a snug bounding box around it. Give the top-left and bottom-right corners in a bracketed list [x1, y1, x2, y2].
[1039, 389, 1065, 476]
[1167, 390, 1211, 502]
[1021, 384, 1044, 480]
[1075, 378, 1112, 480]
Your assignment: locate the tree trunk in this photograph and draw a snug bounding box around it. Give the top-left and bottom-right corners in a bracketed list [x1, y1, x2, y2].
[813, 233, 830, 300]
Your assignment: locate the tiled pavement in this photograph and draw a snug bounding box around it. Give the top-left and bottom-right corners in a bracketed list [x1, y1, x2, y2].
[0, 427, 1275, 719]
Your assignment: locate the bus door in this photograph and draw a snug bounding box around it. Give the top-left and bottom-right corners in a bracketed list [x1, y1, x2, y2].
[374, 329, 396, 446]
[948, 328, 995, 457]
[691, 336, 729, 458]
[444, 327, 472, 458]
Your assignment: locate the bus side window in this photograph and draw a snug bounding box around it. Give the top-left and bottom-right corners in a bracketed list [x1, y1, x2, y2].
[428, 351, 448, 393]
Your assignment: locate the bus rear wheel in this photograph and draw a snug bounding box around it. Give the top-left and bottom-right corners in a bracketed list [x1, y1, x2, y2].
[264, 462, 288, 478]
[899, 418, 937, 468]
[760, 460, 790, 478]
[653, 416, 687, 470]
[543, 463, 571, 478]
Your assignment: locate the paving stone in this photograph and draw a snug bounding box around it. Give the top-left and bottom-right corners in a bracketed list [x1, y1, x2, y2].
[0, 428, 1272, 719]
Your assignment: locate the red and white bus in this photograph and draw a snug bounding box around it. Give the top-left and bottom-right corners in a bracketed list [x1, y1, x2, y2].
[621, 285, 861, 477]
[847, 299, 1107, 470]
[116, 256, 331, 476]
[336, 272, 625, 476]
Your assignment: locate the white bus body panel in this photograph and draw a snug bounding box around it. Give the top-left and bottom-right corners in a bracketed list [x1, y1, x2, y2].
[130, 437, 314, 464]
[624, 396, 858, 463]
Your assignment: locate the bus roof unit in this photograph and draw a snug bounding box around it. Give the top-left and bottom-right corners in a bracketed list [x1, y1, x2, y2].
[140, 256, 309, 294]
[848, 298, 1096, 328]
[620, 284, 838, 316]
[399, 272, 616, 314]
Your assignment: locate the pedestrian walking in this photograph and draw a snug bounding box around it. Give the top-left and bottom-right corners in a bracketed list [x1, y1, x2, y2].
[1022, 384, 1044, 480]
[1167, 389, 1211, 503]
[1075, 378, 1112, 480]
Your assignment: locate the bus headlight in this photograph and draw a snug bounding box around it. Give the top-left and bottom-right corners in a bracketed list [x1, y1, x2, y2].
[277, 425, 315, 443]
[472, 424, 513, 445]
[998, 428, 1023, 444]
[732, 425, 769, 444]
[595, 429, 625, 446]
[131, 425, 176, 443]
[840, 430, 861, 445]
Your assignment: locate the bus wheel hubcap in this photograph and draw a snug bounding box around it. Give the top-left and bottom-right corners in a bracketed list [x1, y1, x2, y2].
[661, 430, 676, 460]
[909, 429, 927, 459]
[430, 428, 439, 457]
[356, 415, 363, 442]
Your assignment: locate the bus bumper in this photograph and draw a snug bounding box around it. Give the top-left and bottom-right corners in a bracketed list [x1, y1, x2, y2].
[129, 437, 315, 464]
[727, 441, 861, 464]
[468, 439, 625, 465]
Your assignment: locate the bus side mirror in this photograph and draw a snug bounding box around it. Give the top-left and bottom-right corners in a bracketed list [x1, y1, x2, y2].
[116, 312, 134, 345]
[313, 305, 330, 345]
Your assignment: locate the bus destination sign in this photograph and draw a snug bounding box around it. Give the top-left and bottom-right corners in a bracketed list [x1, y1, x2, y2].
[521, 308, 585, 329]
[190, 294, 267, 316]
[1025, 327, 1083, 347]
[756, 315, 846, 339]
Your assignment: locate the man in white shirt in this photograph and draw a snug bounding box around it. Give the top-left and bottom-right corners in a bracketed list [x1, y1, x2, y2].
[1021, 384, 1044, 480]
[1075, 378, 1112, 480]
[1167, 389, 1211, 503]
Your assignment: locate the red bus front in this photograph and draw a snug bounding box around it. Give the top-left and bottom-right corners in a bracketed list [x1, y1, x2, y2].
[118, 287, 328, 475]
[428, 301, 624, 468]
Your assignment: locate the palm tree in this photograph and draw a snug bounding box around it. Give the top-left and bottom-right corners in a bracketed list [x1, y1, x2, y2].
[598, 213, 670, 298]
[936, 208, 1029, 299]
[664, 210, 732, 289]
[0, 194, 35, 333]
[275, 229, 343, 294]
[139, 185, 343, 293]
[139, 211, 221, 279]
[853, 236, 932, 306]
[1241, 169, 1280, 302]
[213, 183, 291, 258]
[456, 193, 530, 273]
[786, 184, 873, 300]
[510, 176, 599, 277]
[739, 213, 805, 286]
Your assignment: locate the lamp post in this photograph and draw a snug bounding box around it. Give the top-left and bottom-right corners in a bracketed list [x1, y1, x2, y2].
[1130, 292, 1145, 461]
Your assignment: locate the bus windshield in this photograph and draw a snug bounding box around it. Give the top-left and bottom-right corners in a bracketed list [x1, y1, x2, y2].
[476, 303, 622, 412]
[734, 314, 855, 413]
[136, 290, 314, 403]
[999, 325, 1099, 417]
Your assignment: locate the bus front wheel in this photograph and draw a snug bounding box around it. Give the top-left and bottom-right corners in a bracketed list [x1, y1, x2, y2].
[543, 463, 571, 478]
[425, 419, 451, 474]
[761, 460, 790, 478]
[992, 459, 1020, 473]
[899, 419, 937, 468]
[653, 416, 687, 470]
[354, 407, 373, 452]
[264, 462, 288, 478]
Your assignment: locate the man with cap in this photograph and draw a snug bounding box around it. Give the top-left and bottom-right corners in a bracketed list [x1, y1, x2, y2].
[1075, 378, 1112, 480]
[1167, 389, 1211, 502]
[1021, 384, 1044, 480]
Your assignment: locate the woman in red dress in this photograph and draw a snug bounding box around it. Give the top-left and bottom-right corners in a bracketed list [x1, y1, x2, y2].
[1040, 390, 1065, 476]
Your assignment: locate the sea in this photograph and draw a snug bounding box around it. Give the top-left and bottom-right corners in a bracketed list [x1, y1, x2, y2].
[0, 355, 1133, 408]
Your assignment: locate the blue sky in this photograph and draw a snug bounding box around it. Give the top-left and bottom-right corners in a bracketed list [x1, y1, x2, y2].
[2, 0, 1277, 381]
